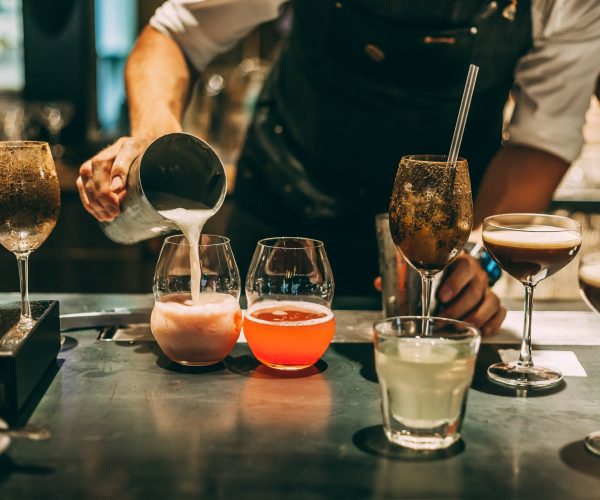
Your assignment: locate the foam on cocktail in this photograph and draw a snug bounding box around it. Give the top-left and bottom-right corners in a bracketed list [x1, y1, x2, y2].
[483, 226, 582, 249]
[246, 301, 333, 326]
[580, 262, 600, 288]
[158, 291, 240, 314]
[159, 207, 216, 305]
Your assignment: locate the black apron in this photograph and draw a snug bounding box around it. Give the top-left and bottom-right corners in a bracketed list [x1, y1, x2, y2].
[228, 0, 532, 295]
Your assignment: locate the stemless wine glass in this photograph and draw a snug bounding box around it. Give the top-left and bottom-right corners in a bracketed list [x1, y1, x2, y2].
[483, 213, 582, 388]
[389, 155, 473, 318]
[150, 234, 242, 366]
[578, 252, 600, 455]
[244, 237, 335, 370]
[0, 141, 60, 332]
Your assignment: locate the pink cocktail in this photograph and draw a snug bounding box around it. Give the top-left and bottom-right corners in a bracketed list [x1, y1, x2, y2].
[151, 292, 242, 366]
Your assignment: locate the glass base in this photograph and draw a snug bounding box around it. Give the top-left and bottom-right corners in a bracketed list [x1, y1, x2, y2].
[176, 359, 222, 367]
[487, 362, 563, 389]
[585, 431, 600, 456]
[260, 360, 313, 371]
[384, 428, 459, 451]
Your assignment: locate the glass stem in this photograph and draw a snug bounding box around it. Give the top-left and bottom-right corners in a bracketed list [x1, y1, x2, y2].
[49, 128, 59, 146]
[518, 283, 536, 368]
[421, 274, 434, 317]
[16, 252, 32, 321]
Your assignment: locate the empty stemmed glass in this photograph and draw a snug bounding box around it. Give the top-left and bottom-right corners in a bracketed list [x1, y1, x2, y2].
[0, 141, 60, 332]
[37, 101, 74, 158]
[389, 155, 473, 318]
[578, 252, 600, 455]
[483, 214, 582, 389]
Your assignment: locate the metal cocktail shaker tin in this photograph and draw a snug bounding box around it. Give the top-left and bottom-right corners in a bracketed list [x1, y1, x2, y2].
[375, 213, 425, 317]
[100, 133, 226, 244]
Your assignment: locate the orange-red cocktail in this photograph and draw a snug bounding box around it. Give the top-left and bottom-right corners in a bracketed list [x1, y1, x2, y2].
[243, 301, 335, 370]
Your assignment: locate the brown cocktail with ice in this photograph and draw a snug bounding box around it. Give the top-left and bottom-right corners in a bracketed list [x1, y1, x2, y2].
[389, 155, 473, 318]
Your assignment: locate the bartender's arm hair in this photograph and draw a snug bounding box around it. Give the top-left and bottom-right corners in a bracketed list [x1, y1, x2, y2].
[473, 144, 570, 228]
[125, 25, 197, 139]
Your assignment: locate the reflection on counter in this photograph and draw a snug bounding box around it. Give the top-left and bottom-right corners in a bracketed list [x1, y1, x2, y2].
[240, 365, 332, 434]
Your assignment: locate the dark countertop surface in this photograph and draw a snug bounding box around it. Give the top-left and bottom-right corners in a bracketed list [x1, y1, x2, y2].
[0, 294, 598, 499]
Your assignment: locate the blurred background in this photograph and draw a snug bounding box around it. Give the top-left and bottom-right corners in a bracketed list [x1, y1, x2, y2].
[0, 0, 598, 299]
[0, 0, 288, 294]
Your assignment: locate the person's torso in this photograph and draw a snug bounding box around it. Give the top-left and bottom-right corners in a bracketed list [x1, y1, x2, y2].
[237, 0, 532, 222]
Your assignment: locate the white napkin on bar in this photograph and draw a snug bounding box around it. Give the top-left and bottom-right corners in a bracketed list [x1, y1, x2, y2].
[498, 349, 587, 377]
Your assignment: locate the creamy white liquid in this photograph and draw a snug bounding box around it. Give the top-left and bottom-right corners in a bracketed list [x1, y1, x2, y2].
[483, 226, 582, 249]
[151, 292, 242, 365]
[580, 262, 600, 288]
[159, 207, 216, 305]
[376, 339, 476, 429]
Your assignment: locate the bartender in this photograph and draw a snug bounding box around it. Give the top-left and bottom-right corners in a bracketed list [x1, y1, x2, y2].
[76, 0, 600, 335]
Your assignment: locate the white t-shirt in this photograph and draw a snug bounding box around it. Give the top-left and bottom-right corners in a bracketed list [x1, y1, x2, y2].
[151, 0, 600, 164]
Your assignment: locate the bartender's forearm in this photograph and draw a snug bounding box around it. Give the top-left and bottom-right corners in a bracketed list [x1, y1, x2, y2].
[473, 144, 570, 228]
[125, 25, 194, 138]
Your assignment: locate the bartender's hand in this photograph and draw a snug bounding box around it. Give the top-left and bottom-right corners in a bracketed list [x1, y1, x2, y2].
[76, 136, 151, 221]
[437, 253, 506, 336]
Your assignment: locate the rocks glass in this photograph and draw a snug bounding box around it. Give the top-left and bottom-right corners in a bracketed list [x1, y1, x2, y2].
[373, 316, 480, 450]
[579, 252, 600, 455]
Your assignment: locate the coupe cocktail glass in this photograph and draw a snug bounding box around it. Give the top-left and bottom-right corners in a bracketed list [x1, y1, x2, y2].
[483, 213, 582, 388]
[578, 252, 600, 455]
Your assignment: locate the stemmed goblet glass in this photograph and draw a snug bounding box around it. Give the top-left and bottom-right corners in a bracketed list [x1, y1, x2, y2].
[388, 155, 473, 318]
[483, 214, 582, 388]
[578, 252, 600, 455]
[244, 237, 335, 370]
[0, 141, 60, 332]
[37, 101, 74, 158]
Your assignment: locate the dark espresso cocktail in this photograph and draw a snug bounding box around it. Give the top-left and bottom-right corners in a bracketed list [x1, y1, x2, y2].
[482, 214, 582, 390]
[482, 226, 582, 284]
[578, 253, 600, 455]
[579, 261, 600, 313]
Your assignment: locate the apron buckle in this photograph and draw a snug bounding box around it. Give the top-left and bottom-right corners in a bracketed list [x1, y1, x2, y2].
[424, 36, 457, 45]
[364, 43, 385, 63]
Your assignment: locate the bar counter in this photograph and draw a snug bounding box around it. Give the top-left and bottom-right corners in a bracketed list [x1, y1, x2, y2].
[0, 294, 599, 499]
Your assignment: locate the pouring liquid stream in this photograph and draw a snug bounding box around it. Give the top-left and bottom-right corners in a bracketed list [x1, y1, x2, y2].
[158, 205, 216, 305]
